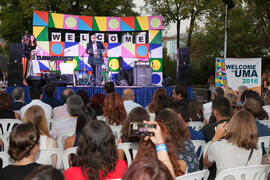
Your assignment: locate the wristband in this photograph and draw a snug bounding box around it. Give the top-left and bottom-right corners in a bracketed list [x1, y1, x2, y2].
[156, 144, 168, 152]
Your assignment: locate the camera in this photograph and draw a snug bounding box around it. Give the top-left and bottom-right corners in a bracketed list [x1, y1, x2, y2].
[129, 122, 156, 137]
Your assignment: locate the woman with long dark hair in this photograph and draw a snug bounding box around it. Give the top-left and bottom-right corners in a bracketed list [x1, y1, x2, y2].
[21, 35, 31, 86]
[103, 93, 127, 126]
[64, 120, 127, 180]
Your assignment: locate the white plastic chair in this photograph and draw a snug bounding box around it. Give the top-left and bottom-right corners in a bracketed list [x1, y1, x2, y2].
[0, 119, 22, 135]
[191, 140, 206, 160]
[0, 152, 10, 168]
[117, 142, 138, 166]
[149, 113, 155, 121]
[109, 125, 122, 142]
[97, 115, 106, 122]
[47, 118, 54, 131]
[260, 120, 270, 128]
[60, 63, 76, 86]
[36, 148, 63, 169]
[176, 169, 210, 180]
[56, 130, 75, 151]
[62, 147, 77, 170]
[215, 165, 270, 180]
[188, 122, 204, 131]
[258, 136, 270, 150]
[0, 132, 10, 152]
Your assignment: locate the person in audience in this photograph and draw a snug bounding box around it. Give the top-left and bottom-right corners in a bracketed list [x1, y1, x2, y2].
[156, 109, 199, 173]
[64, 120, 128, 180]
[51, 95, 84, 138]
[262, 79, 269, 97]
[104, 81, 115, 95]
[23, 165, 64, 180]
[223, 86, 234, 97]
[188, 100, 205, 123]
[23, 105, 57, 167]
[200, 96, 232, 143]
[103, 92, 127, 126]
[0, 91, 16, 119]
[204, 110, 262, 178]
[243, 98, 270, 136]
[169, 101, 204, 140]
[122, 157, 173, 180]
[225, 93, 238, 115]
[120, 107, 150, 143]
[203, 87, 224, 122]
[76, 89, 90, 107]
[263, 89, 270, 114]
[236, 85, 248, 105]
[172, 83, 188, 102]
[241, 90, 269, 120]
[20, 85, 52, 119]
[64, 107, 97, 150]
[52, 88, 74, 120]
[43, 83, 61, 108]
[90, 94, 105, 116]
[122, 88, 142, 114]
[155, 93, 172, 115]
[135, 121, 185, 178]
[207, 75, 215, 101]
[11, 87, 26, 111]
[0, 123, 41, 180]
[147, 88, 168, 113]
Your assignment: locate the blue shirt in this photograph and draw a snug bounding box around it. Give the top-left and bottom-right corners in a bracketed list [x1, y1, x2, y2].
[256, 120, 270, 137]
[188, 126, 205, 140]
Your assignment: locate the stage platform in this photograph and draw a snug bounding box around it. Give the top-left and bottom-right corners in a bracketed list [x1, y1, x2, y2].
[6, 86, 193, 108]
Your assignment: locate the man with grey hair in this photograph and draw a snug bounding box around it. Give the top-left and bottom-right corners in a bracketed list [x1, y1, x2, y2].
[51, 95, 84, 138]
[53, 88, 74, 120]
[203, 87, 225, 122]
[11, 87, 26, 111]
[122, 88, 142, 114]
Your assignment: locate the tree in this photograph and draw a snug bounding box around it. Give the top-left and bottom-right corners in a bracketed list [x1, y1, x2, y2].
[0, 0, 138, 55]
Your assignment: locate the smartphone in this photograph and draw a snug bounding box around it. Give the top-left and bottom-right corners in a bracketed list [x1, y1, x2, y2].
[129, 122, 156, 137]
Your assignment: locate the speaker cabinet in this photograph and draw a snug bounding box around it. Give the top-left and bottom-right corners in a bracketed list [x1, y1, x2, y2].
[177, 65, 191, 86]
[8, 63, 23, 86]
[9, 43, 22, 63]
[178, 47, 190, 66]
[133, 67, 152, 86]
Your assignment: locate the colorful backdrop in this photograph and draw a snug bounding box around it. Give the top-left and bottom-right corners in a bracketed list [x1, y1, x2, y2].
[32, 11, 163, 85]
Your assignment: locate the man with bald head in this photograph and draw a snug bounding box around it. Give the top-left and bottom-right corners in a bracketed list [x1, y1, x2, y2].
[122, 88, 142, 114]
[53, 88, 74, 120]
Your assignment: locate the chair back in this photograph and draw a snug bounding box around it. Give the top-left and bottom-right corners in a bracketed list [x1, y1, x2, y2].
[0, 152, 10, 168]
[188, 122, 204, 131]
[97, 115, 106, 122]
[260, 120, 270, 129]
[149, 113, 155, 121]
[109, 125, 122, 142]
[47, 118, 54, 131]
[62, 147, 77, 170]
[117, 142, 138, 166]
[56, 130, 75, 151]
[0, 119, 22, 135]
[215, 165, 270, 180]
[176, 169, 210, 180]
[36, 148, 63, 169]
[0, 132, 10, 152]
[258, 136, 270, 152]
[191, 140, 206, 160]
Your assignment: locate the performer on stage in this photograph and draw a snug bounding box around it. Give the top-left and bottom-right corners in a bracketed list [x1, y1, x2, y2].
[26, 35, 37, 77]
[86, 34, 105, 86]
[21, 35, 31, 86]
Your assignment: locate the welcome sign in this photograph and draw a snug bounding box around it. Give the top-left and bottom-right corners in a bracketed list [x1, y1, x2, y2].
[215, 58, 261, 93]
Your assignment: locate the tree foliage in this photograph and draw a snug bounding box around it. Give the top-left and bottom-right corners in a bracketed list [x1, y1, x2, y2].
[0, 0, 138, 55]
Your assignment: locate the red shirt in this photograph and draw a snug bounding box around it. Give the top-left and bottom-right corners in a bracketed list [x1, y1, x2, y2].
[64, 160, 127, 180]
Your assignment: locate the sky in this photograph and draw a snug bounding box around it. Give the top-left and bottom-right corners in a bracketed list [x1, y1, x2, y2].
[133, 0, 189, 36]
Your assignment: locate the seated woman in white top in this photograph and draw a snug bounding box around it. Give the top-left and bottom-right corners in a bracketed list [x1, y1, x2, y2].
[204, 110, 262, 177]
[23, 105, 58, 167]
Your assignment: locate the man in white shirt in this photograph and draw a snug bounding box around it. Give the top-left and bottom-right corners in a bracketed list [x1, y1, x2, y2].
[52, 88, 74, 121]
[51, 95, 84, 138]
[20, 85, 52, 119]
[122, 88, 142, 114]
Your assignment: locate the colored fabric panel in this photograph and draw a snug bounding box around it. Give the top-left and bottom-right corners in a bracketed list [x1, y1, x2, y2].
[121, 44, 135, 58]
[107, 17, 121, 31]
[63, 15, 78, 30]
[64, 42, 79, 57]
[36, 41, 49, 56]
[78, 16, 92, 31]
[108, 57, 120, 72]
[149, 16, 163, 30]
[120, 17, 135, 31]
[135, 44, 149, 58]
[149, 44, 162, 58]
[136, 17, 149, 30]
[50, 42, 64, 56]
[93, 17, 107, 31]
[49, 13, 64, 29]
[149, 30, 162, 44]
[149, 58, 162, 72]
[152, 72, 163, 85]
[33, 11, 48, 26]
[33, 26, 48, 41]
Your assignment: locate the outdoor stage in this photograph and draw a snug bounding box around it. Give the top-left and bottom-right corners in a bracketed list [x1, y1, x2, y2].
[6, 86, 193, 107]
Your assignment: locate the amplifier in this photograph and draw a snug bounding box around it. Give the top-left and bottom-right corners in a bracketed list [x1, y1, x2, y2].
[133, 67, 152, 86]
[44, 74, 74, 86]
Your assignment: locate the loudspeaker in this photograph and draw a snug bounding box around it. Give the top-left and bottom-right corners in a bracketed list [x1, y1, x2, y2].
[133, 67, 152, 86]
[177, 65, 191, 86]
[8, 63, 23, 86]
[178, 47, 190, 66]
[9, 43, 22, 63]
[44, 74, 73, 86]
[117, 69, 133, 86]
